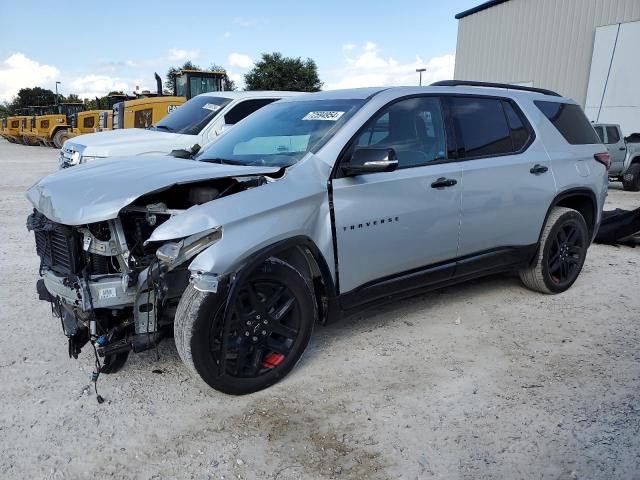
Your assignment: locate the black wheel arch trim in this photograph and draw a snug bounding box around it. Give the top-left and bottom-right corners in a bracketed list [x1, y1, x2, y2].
[538, 187, 599, 247]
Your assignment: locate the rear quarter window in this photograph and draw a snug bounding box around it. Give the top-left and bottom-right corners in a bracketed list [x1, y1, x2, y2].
[535, 101, 600, 145]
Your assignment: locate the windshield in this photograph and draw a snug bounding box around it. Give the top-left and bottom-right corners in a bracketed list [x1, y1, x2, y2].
[197, 99, 366, 167]
[154, 96, 231, 135]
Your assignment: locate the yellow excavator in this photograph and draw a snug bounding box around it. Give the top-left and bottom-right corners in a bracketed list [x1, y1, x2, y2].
[111, 70, 225, 129]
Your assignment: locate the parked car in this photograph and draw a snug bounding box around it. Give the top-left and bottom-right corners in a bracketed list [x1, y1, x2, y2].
[27, 81, 608, 395]
[593, 123, 640, 191]
[58, 91, 301, 168]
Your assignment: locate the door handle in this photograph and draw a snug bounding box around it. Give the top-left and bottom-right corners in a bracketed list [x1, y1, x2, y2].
[431, 177, 457, 188]
[619, 147, 626, 151]
[530, 164, 548, 175]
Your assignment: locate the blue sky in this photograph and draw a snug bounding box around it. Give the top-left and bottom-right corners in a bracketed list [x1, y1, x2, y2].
[0, 0, 480, 101]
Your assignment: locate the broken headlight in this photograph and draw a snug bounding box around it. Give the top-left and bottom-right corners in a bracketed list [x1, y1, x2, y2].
[155, 227, 222, 268]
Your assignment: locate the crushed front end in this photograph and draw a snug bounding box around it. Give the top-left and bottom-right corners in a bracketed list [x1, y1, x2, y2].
[27, 207, 195, 366]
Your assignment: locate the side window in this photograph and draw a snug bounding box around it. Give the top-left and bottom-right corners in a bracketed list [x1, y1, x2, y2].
[502, 101, 531, 151]
[448, 97, 515, 158]
[356, 112, 389, 146]
[534, 101, 600, 144]
[594, 126, 605, 143]
[224, 99, 278, 125]
[355, 97, 446, 168]
[605, 126, 620, 144]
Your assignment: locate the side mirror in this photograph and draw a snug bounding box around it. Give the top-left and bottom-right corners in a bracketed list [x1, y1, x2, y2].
[341, 148, 398, 177]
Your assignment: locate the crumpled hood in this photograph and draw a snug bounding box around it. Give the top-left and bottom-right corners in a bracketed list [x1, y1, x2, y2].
[68, 129, 197, 157]
[26, 156, 280, 225]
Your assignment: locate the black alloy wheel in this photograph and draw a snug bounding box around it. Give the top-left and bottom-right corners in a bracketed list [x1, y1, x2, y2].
[546, 222, 585, 288]
[216, 278, 303, 378]
[175, 259, 316, 395]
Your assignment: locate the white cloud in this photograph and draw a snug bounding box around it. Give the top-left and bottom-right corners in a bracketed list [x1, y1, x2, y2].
[70, 74, 130, 99]
[228, 53, 254, 70]
[342, 43, 356, 51]
[0, 53, 59, 102]
[324, 42, 455, 90]
[168, 48, 201, 62]
[223, 31, 232, 39]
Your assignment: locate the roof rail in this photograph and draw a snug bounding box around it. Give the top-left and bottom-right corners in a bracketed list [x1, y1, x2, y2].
[430, 80, 561, 97]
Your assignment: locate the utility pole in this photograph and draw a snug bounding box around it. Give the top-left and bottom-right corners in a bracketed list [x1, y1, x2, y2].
[55, 81, 61, 105]
[416, 68, 426, 86]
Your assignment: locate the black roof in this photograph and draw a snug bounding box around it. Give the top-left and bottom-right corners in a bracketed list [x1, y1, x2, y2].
[455, 0, 511, 19]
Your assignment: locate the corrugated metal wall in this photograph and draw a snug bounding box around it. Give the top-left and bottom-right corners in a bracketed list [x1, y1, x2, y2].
[454, 0, 640, 105]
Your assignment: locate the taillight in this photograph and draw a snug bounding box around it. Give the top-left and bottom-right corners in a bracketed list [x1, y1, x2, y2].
[594, 152, 612, 170]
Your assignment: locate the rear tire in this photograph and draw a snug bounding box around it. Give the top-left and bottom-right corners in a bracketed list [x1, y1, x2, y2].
[175, 259, 316, 395]
[622, 163, 640, 192]
[52, 129, 70, 149]
[519, 207, 589, 294]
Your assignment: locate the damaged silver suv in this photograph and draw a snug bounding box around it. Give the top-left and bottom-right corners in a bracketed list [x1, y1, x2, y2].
[27, 82, 609, 395]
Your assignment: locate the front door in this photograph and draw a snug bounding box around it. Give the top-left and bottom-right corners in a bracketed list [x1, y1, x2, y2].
[331, 96, 462, 295]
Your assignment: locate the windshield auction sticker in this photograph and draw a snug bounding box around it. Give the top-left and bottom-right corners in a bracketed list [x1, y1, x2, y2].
[302, 111, 345, 121]
[203, 104, 222, 111]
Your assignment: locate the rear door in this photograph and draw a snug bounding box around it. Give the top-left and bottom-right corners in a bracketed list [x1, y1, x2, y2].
[446, 96, 556, 264]
[331, 96, 462, 295]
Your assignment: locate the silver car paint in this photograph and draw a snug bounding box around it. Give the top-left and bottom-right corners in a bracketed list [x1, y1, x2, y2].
[27, 86, 608, 299]
[26, 156, 280, 225]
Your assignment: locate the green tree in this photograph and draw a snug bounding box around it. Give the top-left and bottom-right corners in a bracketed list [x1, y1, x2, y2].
[244, 52, 322, 92]
[9, 87, 57, 111]
[66, 93, 81, 103]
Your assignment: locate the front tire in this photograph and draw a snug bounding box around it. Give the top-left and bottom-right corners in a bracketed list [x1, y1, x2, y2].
[622, 164, 640, 192]
[520, 207, 589, 294]
[52, 129, 70, 149]
[175, 259, 316, 395]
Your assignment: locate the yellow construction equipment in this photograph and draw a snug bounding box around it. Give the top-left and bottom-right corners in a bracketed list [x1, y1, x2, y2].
[67, 94, 130, 138]
[4, 111, 32, 143]
[111, 70, 225, 129]
[30, 103, 85, 147]
[20, 106, 52, 146]
[0, 116, 7, 140]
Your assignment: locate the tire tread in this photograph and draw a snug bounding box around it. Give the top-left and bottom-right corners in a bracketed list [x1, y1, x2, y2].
[519, 207, 575, 294]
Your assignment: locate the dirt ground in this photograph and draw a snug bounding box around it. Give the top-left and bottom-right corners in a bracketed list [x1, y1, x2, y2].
[0, 139, 639, 480]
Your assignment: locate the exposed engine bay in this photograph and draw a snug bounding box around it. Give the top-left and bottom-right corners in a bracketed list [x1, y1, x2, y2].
[27, 173, 273, 375]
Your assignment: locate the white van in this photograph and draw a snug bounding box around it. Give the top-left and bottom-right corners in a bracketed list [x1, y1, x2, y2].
[59, 91, 300, 168]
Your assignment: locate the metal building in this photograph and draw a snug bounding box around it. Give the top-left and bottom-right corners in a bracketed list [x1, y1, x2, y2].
[454, 0, 640, 135]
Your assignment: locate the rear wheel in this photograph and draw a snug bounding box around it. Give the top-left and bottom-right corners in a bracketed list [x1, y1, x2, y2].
[175, 259, 316, 395]
[52, 129, 70, 149]
[622, 163, 640, 192]
[520, 207, 589, 294]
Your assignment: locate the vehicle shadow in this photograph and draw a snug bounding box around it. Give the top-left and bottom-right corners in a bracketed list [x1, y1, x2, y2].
[299, 272, 524, 367]
[122, 272, 524, 376]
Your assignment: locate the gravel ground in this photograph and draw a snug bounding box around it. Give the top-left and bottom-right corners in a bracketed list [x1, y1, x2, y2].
[1, 139, 639, 480]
